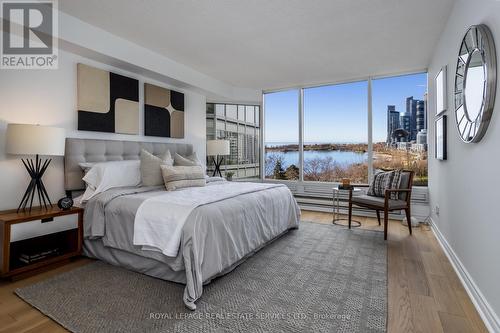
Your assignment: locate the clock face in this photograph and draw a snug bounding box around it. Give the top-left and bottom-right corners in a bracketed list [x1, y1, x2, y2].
[454, 25, 497, 143]
[58, 197, 73, 210]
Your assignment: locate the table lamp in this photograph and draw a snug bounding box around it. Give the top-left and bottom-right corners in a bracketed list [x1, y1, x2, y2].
[6, 124, 65, 212]
[206, 139, 230, 177]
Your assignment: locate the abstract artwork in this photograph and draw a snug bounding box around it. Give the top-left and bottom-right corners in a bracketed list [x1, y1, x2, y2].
[77, 63, 139, 135]
[144, 83, 184, 138]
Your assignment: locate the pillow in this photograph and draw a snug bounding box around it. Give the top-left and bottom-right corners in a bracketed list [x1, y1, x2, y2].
[78, 162, 96, 175]
[367, 170, 395, 198]
[389, 169, 403, 200]
[140, 149, 173, 186]
[81, 160, 141, 202]
[160, 165, 206, 191]
[174, 152, 201, 166]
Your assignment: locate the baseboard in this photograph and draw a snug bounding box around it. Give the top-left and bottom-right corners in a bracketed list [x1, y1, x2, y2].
[429, 217, 500, 333]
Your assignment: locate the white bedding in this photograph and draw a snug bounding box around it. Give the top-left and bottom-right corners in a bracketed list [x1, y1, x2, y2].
[133, 182, 284, 257]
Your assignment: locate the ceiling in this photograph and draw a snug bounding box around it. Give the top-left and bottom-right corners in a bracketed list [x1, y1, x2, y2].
[59, 0, 455, 91]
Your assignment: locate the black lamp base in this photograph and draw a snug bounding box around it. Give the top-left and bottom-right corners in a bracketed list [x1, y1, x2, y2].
[211, 156, 224, 177]
[18, 154, 52, 212]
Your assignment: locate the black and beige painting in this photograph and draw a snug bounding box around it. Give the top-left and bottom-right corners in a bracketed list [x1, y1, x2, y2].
[144, 83, 184, 138]
[77, 63, 139, 135]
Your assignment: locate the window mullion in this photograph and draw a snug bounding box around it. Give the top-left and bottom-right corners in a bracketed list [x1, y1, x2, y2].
[367, 77, 373, 182]
[299, 88, 304, 182]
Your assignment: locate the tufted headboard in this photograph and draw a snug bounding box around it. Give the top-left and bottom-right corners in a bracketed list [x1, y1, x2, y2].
[64, 138, 193, 192]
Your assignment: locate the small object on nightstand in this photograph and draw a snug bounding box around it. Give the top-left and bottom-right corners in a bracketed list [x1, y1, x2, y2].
[57, 197, 74, 210]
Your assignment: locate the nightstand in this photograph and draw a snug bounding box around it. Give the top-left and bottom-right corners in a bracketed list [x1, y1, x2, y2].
[0, 205, 83, 280]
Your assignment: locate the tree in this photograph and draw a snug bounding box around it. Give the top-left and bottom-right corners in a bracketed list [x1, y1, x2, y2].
[273, 159, 285, 179]
[285, 164, 299, 180]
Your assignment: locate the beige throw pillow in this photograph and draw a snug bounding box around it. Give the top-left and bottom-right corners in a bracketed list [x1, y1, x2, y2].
[174, 152, 201, 166]
[160, 165, 206, 191]
[140, 149, 173, 186]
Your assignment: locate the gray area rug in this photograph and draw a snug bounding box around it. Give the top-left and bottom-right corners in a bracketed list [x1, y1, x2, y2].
[15, 222, 387, 333]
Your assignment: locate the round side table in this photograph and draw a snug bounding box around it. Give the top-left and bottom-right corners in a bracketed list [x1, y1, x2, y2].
[332, 187, 363, 227]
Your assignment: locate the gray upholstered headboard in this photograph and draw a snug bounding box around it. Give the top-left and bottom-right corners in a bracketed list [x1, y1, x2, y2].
[64, 138, 193, 192]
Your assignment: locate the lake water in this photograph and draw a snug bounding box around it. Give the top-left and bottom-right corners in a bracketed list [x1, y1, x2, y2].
[265, 150, 368, 168]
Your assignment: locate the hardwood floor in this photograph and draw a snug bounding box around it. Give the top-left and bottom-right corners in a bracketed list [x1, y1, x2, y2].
[302, 210, 488, 333]
[0, 210, 488, 333]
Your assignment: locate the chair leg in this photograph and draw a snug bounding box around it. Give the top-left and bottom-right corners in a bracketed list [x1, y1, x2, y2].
[384, 209, 389, 240]
[348, 200, 353, 229]
[376, 210, 381, 225]
[405, 208, 413, 235]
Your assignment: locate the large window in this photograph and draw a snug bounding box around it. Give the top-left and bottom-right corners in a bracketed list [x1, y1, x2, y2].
[372, 73, 428, 185]
[264, 90, 300, 180]
[206, 103, 260, 179]
[303, 81, 368, 183]
[263, 72, 428, 185]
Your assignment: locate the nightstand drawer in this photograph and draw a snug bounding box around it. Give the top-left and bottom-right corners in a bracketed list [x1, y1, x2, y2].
[10, 214, 79, 242]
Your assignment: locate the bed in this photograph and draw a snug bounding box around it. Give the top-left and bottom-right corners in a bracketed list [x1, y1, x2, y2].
[64, 138, 301, 310]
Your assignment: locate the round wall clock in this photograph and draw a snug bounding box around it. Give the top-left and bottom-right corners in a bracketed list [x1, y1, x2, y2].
[454, 24, 497, 143]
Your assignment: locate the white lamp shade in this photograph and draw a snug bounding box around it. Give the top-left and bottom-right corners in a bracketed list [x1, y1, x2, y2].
[6, 124, 65, 156]
[207, 140, 230, 156]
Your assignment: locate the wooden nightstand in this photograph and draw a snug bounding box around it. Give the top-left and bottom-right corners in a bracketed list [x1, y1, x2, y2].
[0, 205, 83, 279]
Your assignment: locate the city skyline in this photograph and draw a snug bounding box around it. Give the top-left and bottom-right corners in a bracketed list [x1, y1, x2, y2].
[265, 72, 427, 144]
[386, 95, 427, 145]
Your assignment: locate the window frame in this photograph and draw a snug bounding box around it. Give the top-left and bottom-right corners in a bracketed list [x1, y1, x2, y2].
[260, 69, 428, 186]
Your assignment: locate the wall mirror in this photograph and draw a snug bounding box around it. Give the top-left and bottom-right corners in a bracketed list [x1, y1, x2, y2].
[454, 24, 497, 143]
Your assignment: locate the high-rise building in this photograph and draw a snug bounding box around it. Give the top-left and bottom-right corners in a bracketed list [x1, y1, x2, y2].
[386, 105, 400, 144]
[416, 129, 427, 145]
[416, 99, 426, 132]
[406, 96, 418, 140]
[400, 111, 411, 141]
[206, 103, 260, 179]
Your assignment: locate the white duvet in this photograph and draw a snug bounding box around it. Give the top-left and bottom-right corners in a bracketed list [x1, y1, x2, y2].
[133, 182, 284, 257]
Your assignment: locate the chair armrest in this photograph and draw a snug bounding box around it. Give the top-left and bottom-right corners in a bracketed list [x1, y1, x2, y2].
[384, 188, 412, 205]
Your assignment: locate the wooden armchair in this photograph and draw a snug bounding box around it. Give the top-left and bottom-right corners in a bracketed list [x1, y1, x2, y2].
[348, 170, 414, 240]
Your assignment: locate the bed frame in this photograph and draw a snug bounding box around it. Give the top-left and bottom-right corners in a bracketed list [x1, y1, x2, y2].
[64, 138, 193, 194]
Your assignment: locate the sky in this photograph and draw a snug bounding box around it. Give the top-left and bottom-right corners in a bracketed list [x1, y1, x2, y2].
[264, 72, 427, 144]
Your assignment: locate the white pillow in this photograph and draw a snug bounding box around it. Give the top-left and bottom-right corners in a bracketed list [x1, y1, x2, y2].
[78, 162, 96, 175]
[174, 152, 202, 166]
[81, 160, 141, 202]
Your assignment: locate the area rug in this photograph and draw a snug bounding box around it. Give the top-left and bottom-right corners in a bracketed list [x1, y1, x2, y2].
[15, 222, 387, 333]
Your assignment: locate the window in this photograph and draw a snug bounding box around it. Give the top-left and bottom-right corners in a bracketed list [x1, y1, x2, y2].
[372, 73, 428, 185]
[264, 90, 300, 180]
[263, 72, 428, 186]
[206, 103, 260, 179]
[303, 81, 368, 183]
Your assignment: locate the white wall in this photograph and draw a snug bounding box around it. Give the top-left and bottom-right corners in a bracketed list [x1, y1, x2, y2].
[427, 0, 500, 330]
[0, 48, 207, 211]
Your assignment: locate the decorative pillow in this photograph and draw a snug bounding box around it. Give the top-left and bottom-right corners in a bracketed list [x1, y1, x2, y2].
[367, 170, 405, 199]
[389, 169, 403, 200]
[140, 149, 173, 186]
[81, 160, 141, 202]
[367, 171, 395, 198]
[160, 165, 206, 191]
[174, 152, 201, 166]
[78, 162, 96, 175]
